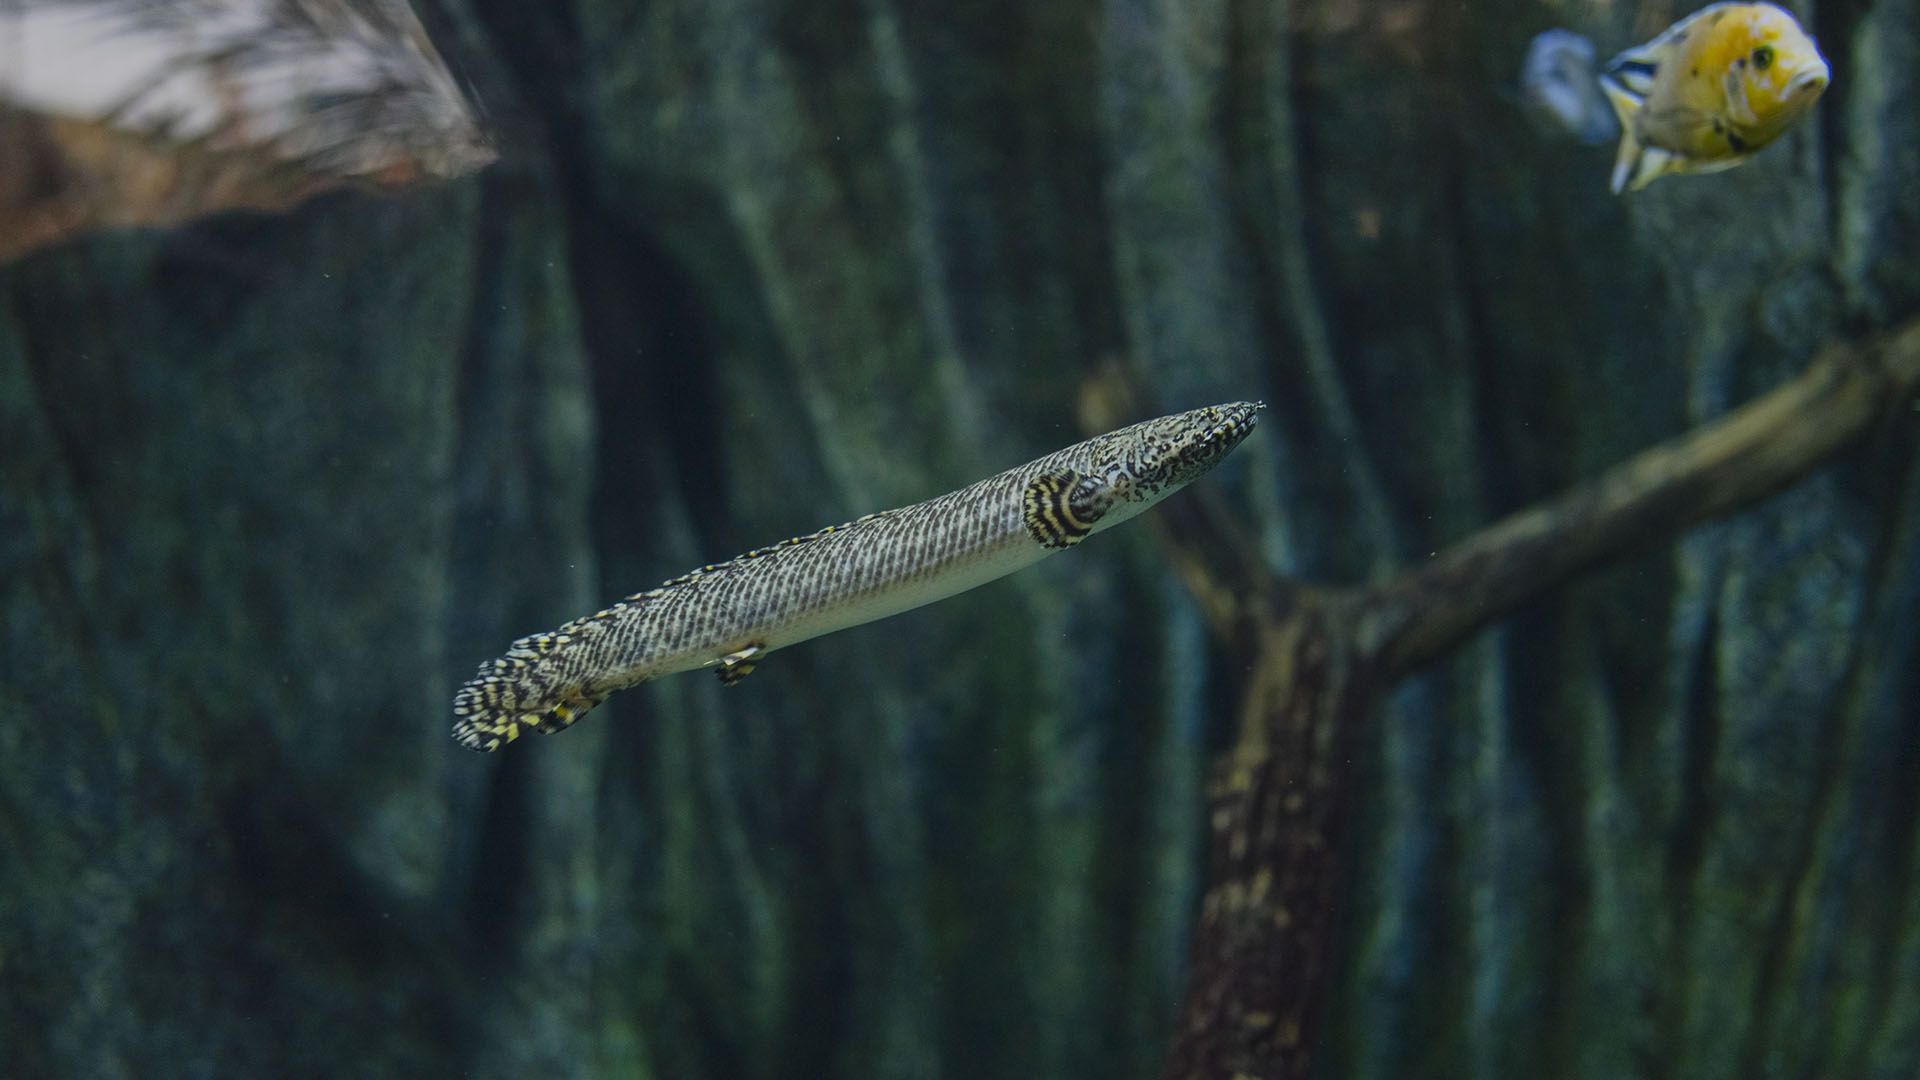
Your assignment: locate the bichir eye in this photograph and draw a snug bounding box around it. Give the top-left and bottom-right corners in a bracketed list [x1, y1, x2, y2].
[1752, 44, 1775, 70]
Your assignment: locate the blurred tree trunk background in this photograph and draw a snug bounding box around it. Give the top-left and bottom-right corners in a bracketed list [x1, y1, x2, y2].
[3, 0, 1918, 1078]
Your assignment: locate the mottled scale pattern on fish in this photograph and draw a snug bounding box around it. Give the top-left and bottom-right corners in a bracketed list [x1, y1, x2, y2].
[451, 402, 1262, 751]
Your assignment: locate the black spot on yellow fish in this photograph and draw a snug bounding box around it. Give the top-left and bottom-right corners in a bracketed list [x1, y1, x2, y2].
[1753, 44, 1775, 70]
[1727, 132, 1747, 153]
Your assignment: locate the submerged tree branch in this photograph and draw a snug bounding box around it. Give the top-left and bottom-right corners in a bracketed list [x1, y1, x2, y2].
[1088, 316, 1920, 1080]
[1361, 320, 1920, 681]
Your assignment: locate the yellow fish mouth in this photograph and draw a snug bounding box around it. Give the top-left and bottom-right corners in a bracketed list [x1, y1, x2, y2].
[1788, 65, 1831, 98]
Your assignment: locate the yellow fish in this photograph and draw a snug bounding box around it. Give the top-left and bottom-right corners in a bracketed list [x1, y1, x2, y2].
[1599, 2, 1830, 193]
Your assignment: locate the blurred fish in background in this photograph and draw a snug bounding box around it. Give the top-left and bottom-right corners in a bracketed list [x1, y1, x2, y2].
[1520, 28, 1620, 147]
[0, 0, 492, 262]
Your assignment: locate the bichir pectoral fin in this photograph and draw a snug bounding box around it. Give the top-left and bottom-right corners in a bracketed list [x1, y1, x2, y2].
[533, 688, 609, 735]
[715, 644, 765, 685]
[1023, 468, 1116, 549]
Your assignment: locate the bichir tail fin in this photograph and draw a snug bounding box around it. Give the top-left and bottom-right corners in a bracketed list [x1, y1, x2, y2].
[450, 630, 608, 752]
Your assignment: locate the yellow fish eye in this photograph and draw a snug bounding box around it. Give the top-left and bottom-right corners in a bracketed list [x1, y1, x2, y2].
[1752, 44, 1776, 70]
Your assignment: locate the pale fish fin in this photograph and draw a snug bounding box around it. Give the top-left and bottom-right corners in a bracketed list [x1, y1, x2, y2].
[1602, 50, 1660, 97]
[1600, 75, 1646, 194]
[1599, 73, 1642, 130]
[1624, 146, 1681, 192]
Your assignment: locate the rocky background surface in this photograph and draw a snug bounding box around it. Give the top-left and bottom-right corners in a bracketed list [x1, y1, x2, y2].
[3, 0, 1917, 1076]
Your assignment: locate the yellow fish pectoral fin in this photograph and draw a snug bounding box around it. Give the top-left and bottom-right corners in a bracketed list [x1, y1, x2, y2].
[1628, 147, 1689, 191]
[1686, 155, 1749, 177]
[1622, 145, 1682, 192]
[1600, 95, 1687, 192]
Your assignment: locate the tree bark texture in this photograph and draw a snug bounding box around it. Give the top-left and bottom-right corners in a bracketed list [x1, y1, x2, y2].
[1156, 321, 1920, 1079]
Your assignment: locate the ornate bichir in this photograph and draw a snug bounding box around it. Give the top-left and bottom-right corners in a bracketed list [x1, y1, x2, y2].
[452, 401, 1263, 751]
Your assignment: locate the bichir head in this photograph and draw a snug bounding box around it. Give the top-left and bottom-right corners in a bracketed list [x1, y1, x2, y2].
[1022, 400, 1262, 549]
[1109, 401, 1264, 498]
